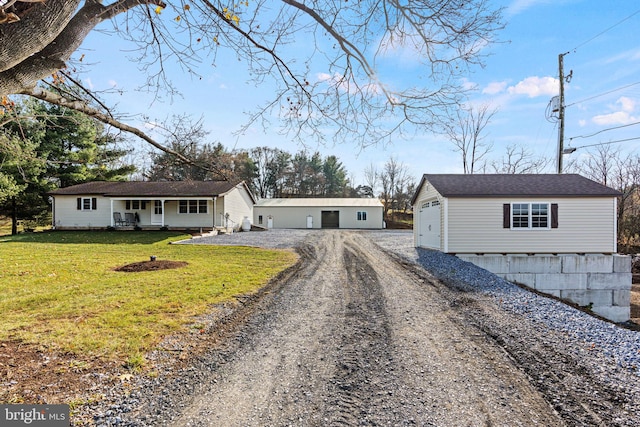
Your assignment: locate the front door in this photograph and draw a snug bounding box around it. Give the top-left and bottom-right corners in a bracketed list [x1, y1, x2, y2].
[151, 200, 163, 225]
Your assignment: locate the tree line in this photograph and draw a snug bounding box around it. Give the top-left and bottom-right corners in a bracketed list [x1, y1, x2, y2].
[1, 99, 416, 233]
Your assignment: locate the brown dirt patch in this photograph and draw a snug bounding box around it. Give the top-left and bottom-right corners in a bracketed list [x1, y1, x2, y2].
[113, 260, 188, 272]
[0, 341, 122, 405]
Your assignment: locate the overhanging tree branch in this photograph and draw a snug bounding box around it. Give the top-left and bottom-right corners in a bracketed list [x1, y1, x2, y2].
[22, 86, 229, 180]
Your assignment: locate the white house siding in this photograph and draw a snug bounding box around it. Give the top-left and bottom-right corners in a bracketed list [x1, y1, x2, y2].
[163, 200, 214, 229]
[53, 195, 111, 229]
[219, 185, 255, 229]
[254, 201, 383, 229]
[446, 197, 617, 254]
[412, 181, 444, 248]
[53, 190, 253, 230]
[254, 207, 314, 229]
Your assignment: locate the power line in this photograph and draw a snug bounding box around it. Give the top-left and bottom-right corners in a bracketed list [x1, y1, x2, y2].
[572, 8, 640, 52]
[566, 81, 640, 108]
[571, 136, 640, 150]
[568, 120, 640, 141]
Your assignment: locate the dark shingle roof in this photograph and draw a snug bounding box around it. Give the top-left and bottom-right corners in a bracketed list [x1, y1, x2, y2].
[413, 174, 621, 202]
[49, 181, 243, 197]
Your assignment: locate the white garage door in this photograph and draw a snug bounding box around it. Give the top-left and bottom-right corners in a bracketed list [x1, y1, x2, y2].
[419, 200, 441, 249]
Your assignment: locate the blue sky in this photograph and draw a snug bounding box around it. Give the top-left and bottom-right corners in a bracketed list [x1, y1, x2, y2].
[77, 0, 640, 186]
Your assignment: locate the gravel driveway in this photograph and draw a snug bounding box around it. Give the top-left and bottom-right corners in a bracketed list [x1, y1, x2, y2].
[90, 229, 640, 426]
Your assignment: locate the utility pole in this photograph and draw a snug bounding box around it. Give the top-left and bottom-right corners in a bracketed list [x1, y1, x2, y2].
[557, 52, 567, 174]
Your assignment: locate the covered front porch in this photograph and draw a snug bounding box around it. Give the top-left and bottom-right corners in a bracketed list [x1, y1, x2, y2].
[109, 197, 231, 230]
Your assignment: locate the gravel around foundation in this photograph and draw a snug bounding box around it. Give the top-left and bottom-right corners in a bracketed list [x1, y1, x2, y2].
[80, 229, 640, 426]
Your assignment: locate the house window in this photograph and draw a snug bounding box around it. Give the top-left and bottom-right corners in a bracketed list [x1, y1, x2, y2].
[125, 200, 147, 210]
[357, 211, 367, 221]
[508, 202, 554, 229]
[512, 203, 530, 228]
[258, 215, 263, 225]
[179, 200, 208, 214]
[77, 197, 97, 211]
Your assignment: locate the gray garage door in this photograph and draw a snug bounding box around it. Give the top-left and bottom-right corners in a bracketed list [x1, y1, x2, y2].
[321, 210, 340, 228]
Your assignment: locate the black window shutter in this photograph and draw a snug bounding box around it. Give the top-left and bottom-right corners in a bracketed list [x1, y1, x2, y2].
[142, 201, 147, 210]
[551, 203, 558, 228]
[92, 197, 97, 210]
[77, 198, 81, 210]
[126, 200, 130, 210]
[503, 204, 510, 228]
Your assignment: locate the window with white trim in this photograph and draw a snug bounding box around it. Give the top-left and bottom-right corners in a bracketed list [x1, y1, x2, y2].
[357, 211, 367, 221]
[125, 200, 147, 210]
[76, 197, 97, 211]
[178, 200, 208, 214]
[511, 202, 549, 229]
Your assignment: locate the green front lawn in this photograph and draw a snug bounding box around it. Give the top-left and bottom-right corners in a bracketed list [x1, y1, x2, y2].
[0, 231, 298, 360]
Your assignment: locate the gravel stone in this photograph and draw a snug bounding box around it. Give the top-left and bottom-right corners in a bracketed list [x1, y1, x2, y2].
[76, 229, 640, 426]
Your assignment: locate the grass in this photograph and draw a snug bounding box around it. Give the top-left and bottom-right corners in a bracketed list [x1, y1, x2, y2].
[0, 230, 298, 360]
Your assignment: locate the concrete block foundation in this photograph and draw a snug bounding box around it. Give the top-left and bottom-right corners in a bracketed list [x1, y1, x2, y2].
[457, 253, 631, 323]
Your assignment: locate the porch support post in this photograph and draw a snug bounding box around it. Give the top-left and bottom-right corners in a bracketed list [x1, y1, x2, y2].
[110, 199, 114, 227]
[213, 197, 217, 228]
[162, 199, 166, 227]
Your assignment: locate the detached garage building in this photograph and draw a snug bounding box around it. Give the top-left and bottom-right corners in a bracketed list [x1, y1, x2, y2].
[254, 198, 384, 229]
[411, 174, 621, 254]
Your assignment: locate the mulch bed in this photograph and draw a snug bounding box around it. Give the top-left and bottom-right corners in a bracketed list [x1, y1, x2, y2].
[113, 260, 188, 272]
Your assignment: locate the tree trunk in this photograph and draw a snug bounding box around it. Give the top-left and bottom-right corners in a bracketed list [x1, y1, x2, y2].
[0, 0, 165, 97]
[0, 0, 81, 73]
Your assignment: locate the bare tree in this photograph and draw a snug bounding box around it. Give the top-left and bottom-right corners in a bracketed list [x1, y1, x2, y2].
[490, 144, 550, 174]
[578, 145, 622, 188]
[0, 0, 504, 157]
[379, 156, 413, 224]
[577, 145, 640, 247]
[363, 163, 379, 197]
[446, 104, 497, 174]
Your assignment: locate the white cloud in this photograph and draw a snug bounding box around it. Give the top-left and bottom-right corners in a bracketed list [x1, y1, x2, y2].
[108, 80, 118, 88]
[482, 81, 507, 95]
[592, 96, 638, 125]
[143, 121, 160, 130]
[82, 78, 94, 90]
[592, 112, 635, 126]
[506, 0, 552, 16]
[602, 48, 640, 65]
[460, 78, 477, 91]
[507, 76, 558, 98]
[618, 96, 635, 112]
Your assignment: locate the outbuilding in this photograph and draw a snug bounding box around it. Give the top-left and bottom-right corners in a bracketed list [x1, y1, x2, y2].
[411, 174, 631, 323]
[411, 174, 621, 254]
[253, 198, 384, 229]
